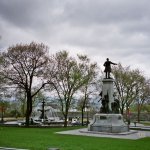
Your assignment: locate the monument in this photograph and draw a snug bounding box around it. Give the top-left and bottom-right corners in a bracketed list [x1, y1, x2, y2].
[88, 58, 129, 133]
[31, 101, 60, 123]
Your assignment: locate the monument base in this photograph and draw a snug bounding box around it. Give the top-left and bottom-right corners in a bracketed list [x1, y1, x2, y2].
[88, 113, 129, 133]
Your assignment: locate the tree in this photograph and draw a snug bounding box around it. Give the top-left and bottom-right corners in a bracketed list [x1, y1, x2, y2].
[76, 55, 98, 126]
[0, 100, 9, 122]
[10, 88, 27, 117]
[0, 42, 49, 126]
[112, 63, 145, 119]
[78, 86, 92, 126]
[0, 87, 10, 122]
[47, 51, 92, 127]
[0, 56, 6, 93]
[136, 79, 150, 122]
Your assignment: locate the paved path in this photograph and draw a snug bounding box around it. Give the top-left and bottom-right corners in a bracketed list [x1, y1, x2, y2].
[0, 147, 29, 150]
[56, 128, 150, 140]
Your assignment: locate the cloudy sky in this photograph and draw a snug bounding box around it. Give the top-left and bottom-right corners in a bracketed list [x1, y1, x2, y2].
[0, 0, 150, 77]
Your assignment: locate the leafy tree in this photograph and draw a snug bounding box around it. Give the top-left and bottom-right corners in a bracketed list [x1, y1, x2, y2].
[0, 100, 9, 122]
[0, 87, 10, 122]
[10, 88, 27, 117]
[136, 79, 150, 122]
[0, 42, 49, 126]
[112, 63, 145, 119]
[142, 104, 150, 112]
[76, 55, 98, 126]
[47, 51, 92, 127]
[17, 89, 26, 117]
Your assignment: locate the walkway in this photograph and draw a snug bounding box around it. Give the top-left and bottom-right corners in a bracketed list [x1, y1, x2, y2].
[56, 127, 150, 140]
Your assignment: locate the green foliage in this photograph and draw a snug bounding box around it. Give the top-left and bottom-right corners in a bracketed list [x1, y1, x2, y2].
[112, 63, 150, 116]
[0, 127, 149, 150]
[141, 104, 150, 112]
[47, 51, 98, 127]
[8, 110, 21, 117]
[130, 104, 150, 113]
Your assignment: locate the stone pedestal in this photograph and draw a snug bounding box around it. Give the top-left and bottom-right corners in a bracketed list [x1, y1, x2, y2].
[102, 78, 114, 112]
[88, 75, 129, 133]
[88, 113, 129, 133]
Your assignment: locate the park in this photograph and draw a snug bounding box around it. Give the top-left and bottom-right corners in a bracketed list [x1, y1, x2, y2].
[1, 1, 150, 149]
[0, 44, 150, 150]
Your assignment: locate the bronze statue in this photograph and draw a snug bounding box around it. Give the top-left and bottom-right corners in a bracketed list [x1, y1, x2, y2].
[100, 93, 110, 113]
[111, 99, 120, 114]
[103, 58, 117, 78]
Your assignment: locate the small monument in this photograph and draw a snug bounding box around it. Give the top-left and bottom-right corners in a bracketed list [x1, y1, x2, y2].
[31, 100, 60, 123]
[88, 58, 129, 133]
[38, 99, 48, 122]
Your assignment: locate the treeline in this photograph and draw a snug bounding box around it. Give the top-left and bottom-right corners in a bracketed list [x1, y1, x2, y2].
[0, 42, 150, 126]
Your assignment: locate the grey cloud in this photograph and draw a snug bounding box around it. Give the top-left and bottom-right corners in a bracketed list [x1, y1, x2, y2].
[62, 0, 150, 25]
[120, 19, 150, 36]
[0, 0, 64, 29]
[0, 0, 150, 76]
[1, 0, 149, 28]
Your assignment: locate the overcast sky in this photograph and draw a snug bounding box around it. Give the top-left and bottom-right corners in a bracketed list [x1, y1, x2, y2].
[0, 0, 150, 77]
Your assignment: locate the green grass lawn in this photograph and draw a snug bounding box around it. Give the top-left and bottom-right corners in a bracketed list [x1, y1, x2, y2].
[0, 127, 150, 150]
[140, 121, 150, 126]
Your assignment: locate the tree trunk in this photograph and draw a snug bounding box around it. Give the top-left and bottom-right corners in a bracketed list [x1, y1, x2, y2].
[1, 107, 4, 123]
[64, 114, 68, 127]
[25, 92, 32, 127]
[137, 111, 140, 123]
[81, 107, 84, 126]
[26, 99, 30, 127]
[29, 98, 32, 116]
[137, 104, 141, 123]
[120, 107, 124, 115]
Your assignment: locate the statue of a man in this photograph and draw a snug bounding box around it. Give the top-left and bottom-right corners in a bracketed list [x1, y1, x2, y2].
[104, 58, 117, 78]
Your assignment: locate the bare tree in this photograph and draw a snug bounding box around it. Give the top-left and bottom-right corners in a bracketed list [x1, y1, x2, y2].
[0, 42, 49, 126]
